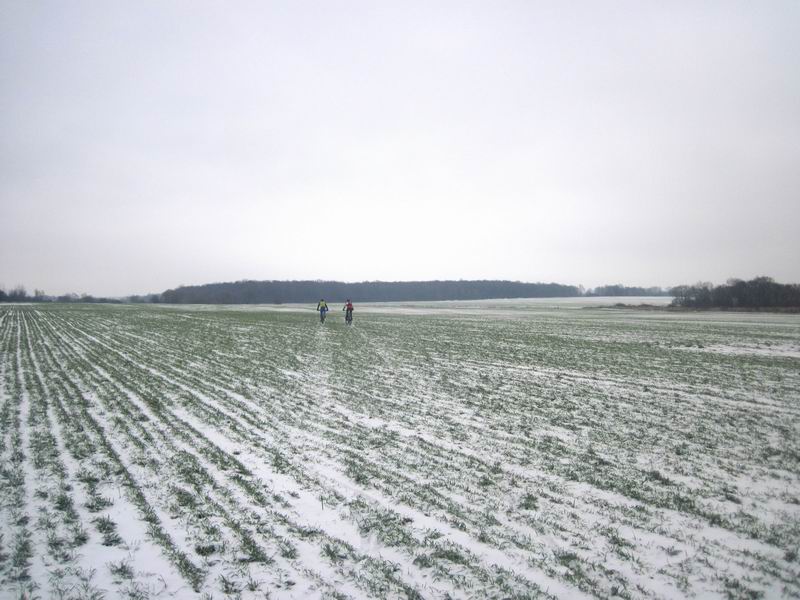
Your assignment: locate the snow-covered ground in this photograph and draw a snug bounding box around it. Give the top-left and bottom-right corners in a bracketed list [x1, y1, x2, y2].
[0, 301, 798, 599]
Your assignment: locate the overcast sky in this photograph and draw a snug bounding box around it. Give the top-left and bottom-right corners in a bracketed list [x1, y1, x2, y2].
[2, 1, 798, 296]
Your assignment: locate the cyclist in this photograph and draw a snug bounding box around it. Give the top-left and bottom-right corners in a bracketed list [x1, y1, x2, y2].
[343, 299, 353, 325]
[316, 299, 329, 323]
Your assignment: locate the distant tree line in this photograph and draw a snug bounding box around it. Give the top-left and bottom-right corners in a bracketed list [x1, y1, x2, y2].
[8, 277, 796, 307]
[126, 294, 162, 304]
[159, 280, 584, 304]
[586, 284, 669, 296]
[0, 286, 122, 304]
[670, 277, 800, 309]
[0, 286, 35, 302]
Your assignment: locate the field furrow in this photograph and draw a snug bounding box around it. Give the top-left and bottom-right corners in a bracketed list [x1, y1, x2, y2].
[0, 302, 798, 599]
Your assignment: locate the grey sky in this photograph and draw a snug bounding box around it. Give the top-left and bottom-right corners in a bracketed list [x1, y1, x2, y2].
[2, 1, 798, 296]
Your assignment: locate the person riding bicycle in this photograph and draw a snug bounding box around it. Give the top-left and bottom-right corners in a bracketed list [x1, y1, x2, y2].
[343, 299, 353, 324]
[316, 299, 329, 323]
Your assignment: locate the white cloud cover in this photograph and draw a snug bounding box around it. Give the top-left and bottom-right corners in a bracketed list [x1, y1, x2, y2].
[2, 1, 798, 296]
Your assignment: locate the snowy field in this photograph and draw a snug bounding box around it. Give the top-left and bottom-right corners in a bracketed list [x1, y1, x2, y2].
[0, 300, 798, 599]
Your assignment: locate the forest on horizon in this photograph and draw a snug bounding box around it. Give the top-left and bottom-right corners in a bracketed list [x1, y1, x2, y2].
[1, 279, 669, 305]
[5, 278, 798, 308]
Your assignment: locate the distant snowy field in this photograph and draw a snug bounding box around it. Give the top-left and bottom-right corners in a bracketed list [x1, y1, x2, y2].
[1, 301, 798, 599]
